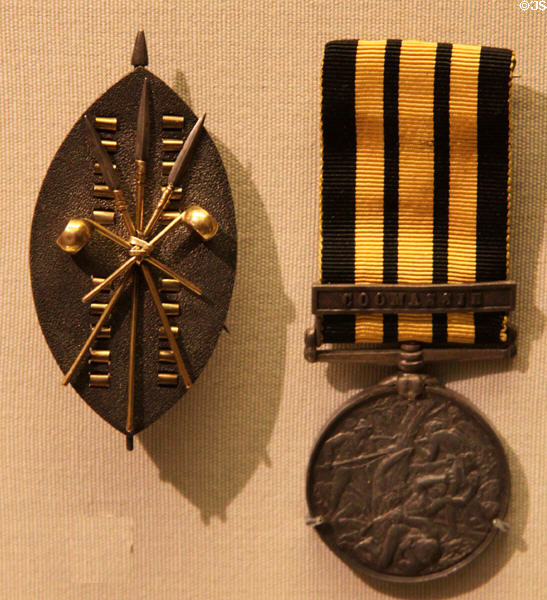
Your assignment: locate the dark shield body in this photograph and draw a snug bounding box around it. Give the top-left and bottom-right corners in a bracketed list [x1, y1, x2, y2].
[30, 68, 236, 434]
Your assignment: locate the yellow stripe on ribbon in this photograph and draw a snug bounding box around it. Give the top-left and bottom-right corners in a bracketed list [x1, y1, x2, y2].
[447, 44, 482, 343]
[354, 40, 387, 343]
[397, 40, 436, 343]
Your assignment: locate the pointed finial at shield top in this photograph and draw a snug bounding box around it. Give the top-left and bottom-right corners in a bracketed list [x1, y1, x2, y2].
[131, 31, 149, 67]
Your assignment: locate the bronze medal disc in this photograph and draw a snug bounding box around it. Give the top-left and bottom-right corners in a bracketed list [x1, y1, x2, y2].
[306, 375, 510, 582]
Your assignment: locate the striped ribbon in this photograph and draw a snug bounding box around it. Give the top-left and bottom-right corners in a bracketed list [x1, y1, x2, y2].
[321, 40, 514, 345]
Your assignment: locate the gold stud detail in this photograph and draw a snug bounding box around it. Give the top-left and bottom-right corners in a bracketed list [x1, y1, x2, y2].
[182, 205, 219, 240]
[56, 218, 93, 254]
[158, 373, 178, 386]
[95, 117, 117, 131]
[162, 115, 184, 128]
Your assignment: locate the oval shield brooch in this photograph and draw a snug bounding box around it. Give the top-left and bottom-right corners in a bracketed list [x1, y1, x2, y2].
[30, 32, 236, 449]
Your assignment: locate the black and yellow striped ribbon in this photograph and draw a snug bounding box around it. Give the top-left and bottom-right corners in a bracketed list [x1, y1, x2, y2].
[321, 39, 514, 345]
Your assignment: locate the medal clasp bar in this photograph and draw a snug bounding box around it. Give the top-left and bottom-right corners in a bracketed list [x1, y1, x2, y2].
[305, 281, 516, 366]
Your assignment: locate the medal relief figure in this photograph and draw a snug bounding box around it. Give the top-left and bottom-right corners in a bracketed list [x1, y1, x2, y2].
[310, 392, 507, 578]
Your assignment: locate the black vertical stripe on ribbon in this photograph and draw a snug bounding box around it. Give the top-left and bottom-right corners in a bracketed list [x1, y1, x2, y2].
[382, 39, 402, 343]
[475, 46, 512, 343]
[321, 40, 358, 342]
[322, 314, 356, 343]
[432, 42, 452, 344]
[321, 40, 358, 284]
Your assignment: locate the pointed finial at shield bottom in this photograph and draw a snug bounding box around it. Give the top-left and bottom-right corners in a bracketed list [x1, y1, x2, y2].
[131, 30, 148, 67]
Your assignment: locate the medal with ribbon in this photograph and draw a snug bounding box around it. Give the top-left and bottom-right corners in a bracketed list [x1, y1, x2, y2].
[306, 39, 515, 582]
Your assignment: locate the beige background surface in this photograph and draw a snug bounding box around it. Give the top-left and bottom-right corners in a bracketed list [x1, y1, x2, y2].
[1, 1, 546, 598]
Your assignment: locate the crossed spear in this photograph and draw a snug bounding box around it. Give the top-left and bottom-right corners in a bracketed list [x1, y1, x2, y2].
[56, 76, 216, 447]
